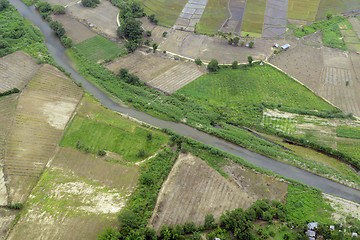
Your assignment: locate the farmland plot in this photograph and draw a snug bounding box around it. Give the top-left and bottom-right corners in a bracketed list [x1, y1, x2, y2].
[4, 64, 82, 204]
[8, 147, 140, 240]
[0, 95, 18, 206]
[262, 0, 288, 38]
[0, 51, 40, 92]
[287, 0, 320, 21]
[148, 153, 287, 231]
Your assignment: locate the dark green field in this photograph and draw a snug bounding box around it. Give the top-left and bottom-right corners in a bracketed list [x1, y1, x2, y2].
[74, 35, 126, 63]
[178, 63, 336, 125]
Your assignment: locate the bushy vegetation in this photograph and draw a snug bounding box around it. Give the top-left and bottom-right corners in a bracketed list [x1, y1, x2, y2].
[337, 125, 360, 139]
[0, 5, 54, 63]
[0, 88, 20, 97]
[81, 0, 100, 8]
[74, 35, 126, 62]
[52, 4, 65, 14]
[294, 16, 346, 49]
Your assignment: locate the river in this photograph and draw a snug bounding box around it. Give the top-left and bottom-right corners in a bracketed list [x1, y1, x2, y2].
[9, 0, 360, 203]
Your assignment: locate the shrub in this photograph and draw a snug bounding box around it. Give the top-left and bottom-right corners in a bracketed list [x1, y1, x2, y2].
[49, 21, 65, 37]
[0, 88, 20, 97]
[152, 42, 158, 53]
[162, 31, 167, 37]
[146, 30, 151, 37]
[137, 149, 146, 158]
[240, 41, 245, 47]
[183, 222, 196, 234]
[233, 37, 240, 46]
[60, 36, 72, 48]
[231, 60, 238, 69]
[147, 14, 158, 24]
[249, 41, 254, 48]
[8, 203, 23, 209]
[36, 1, 51, 13]
[98, 149, 106, 156]
[144, 39, 150, 46]
[248, 55, 253, 65]
[207, 59, 219, 72]
[125, 41, 137, 53]
[195, 58, 202, 65]
[204, 214, 215, 229]
[52, 4, 65, 14]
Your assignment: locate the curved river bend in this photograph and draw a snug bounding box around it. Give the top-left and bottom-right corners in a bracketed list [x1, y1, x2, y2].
[9, 0, 360, 203]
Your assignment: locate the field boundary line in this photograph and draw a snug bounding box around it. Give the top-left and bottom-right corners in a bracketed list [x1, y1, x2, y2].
[265, 61, 359, 120]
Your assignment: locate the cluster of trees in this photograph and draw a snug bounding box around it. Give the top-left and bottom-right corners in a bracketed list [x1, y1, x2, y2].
[119, 68, 144, 86]
[147, 14, 158, 25]
[0, 0, 9, 10]
[35, 1, 65, 19]
[0, 88, 20, 97]
[116, 1, 144, 53]
[98, 199, 289, 240]
[49, 20, 72, 48]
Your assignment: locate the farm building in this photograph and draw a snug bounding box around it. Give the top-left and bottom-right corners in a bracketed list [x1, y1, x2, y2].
[273, 43, 279, 48]
[307, 222, 318, 230]
[281, 44, 290, 50]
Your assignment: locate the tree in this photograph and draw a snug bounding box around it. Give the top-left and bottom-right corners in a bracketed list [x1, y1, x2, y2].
[152, 42, 158, 53]
[97, 227, 121, 240]
[146, 30, 151, 37]
[204, 214, 215, 229]
[118, 209, 139, 229]
[220, 208, 253, 239]
[49, 21, 65, 37]
[195, 58, 202, 65]
[81, 0, 99, 7]
[52, 5, 65, 14]
[119, 68, 129, 78]
[162, 31, 168, 37]
[249, 41, 254, 48]
[36, 1, 51, 13]
[228, 38, 233, 45]
[207, 59, 219, 72]
[117, 18, 143, 44]
[326, 12, 333, 20]
[233, 37, 240, 46]
[183, 222, 196, 234]
[231, 60, 238, 69]
[0, 0, 9, 10]
[125, 41, 137, 53]
[247, 56, 253, 65]
[240, 41, 245, 47]
[60, 36, 73, 48]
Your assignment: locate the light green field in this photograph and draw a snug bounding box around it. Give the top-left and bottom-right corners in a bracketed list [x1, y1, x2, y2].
[262, 116, 296, 134]
[196, 0, 228, 35]
[287, 0, 321, 21]
[74, 35, 126, 63]
[337, 126, 360, 139]
[141, 0, 188, 27]
[338, 139, 360, 163]
[241, 0, 267, 34]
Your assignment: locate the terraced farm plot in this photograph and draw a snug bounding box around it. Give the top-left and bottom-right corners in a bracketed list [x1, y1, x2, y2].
[74, 35, 126, 63]
[147, 62, 204, 94]
[262, 116, 296, 134]
[141, 0, 188, 27]
[287, 0, 321, 21]
[195, 0, 228, 34]
[4, 64, 83, 204]
[52, 14, 96, 45]
[0, 94, 18, 206]
[105, 50, 181, 82]
[316, 0, 360, 19]
[220, 0, 246, 34]
[344, 18, 360, 52]
[0, 208, 18, 239]
[149, 153, 287, 231]
[174, 0, 209, 32]
[241, 0, 267, 36]
[67, 0, 119, 38]
[0, 51, 40, 92]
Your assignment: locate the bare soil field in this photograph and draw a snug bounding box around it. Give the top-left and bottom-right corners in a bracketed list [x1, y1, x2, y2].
[269, 43, 360, 117]
[174, 0, 208, 31]
[52, 14, 96, 44]
[105, 49, 180, 82]
[0, 51, 40, 92]
[324, 194, 360, 222]
[0, 208, 18, 239]
[148, 153, 287, 231]
[4, 64, 82, 204]
[66, 0, 119, 38]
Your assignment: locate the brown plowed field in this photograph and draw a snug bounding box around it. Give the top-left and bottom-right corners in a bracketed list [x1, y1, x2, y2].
[4, 64, 82, 204]
[148, 153, 287, 231]
[0, 51, 40, 92]
[0, 208, 18, 239]
[105, 50, 181, 82]
[52, 14, 96, 44]
[269, 44, 360, 117]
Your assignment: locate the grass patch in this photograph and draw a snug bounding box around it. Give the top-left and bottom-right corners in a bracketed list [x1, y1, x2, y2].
[240, 31, 262, 38]
[74, 35, 126, 63]
[241, 0, 267, 34]
[338, 139, 360, 163]
[141, 0, 188, 27]
[262, 116, 296, 135]
[60, 115, 169, 162]
[337, 125, 360, 139]
[196, 0, 228, 35]
[287, 0, 321, 21]
[178, 63, 336, 126]
[286, 184, 333, 225]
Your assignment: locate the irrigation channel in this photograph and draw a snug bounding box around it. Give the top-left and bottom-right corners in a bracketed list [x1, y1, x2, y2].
[9, 0, 360, 203]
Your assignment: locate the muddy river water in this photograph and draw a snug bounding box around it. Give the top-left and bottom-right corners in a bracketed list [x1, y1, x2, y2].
[9, 0, 360, 203]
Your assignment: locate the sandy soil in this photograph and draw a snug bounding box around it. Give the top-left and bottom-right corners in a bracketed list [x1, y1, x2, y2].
[0, 51, 40, 92]
[324, 193, 360, 222]
[52, 14, 96, 44]
[148, 153, 287, 232]
[4, 64, 82, 204]
[66, 0, 119, 38]
[140, 18, 291, 64]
